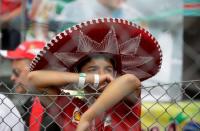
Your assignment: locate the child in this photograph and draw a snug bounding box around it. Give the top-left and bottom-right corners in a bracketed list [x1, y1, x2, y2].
[28, 18, 162, 131]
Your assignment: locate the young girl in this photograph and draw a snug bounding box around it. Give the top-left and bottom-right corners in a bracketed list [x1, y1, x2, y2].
[28, 18, 162, 131]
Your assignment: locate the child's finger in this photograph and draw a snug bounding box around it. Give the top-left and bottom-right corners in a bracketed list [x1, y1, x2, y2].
[106, 74, 114, 81]
[76, 121, 89, 131]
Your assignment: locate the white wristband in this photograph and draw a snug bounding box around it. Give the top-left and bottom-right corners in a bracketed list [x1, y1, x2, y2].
[94, 74, 99, 88]
[78, 73, 86, 89]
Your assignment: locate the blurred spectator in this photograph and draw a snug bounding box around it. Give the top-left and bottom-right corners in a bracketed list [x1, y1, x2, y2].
[27, 0, 144, 39]
[0, 0, 23, 50]
[0, 41, 60, 131]
[27, 0, 55, 41]
[0, 41, 44, 94]
[57, 0, 143, 22]
[53, 0, 144, 32]
[0, 93, 24, 131]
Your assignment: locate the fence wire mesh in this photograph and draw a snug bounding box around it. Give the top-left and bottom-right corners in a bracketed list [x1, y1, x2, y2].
[0, 80, 199, 131]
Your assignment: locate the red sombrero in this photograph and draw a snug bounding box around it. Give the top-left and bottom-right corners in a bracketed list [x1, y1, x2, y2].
[30, 18, 162, 81]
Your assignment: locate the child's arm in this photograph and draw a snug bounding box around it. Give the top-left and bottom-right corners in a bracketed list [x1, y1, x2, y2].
[28, 70, 114, 107]
[28, 71, 79, 88]
[28, 70, 113, 89]
[76, 74, 141, 131]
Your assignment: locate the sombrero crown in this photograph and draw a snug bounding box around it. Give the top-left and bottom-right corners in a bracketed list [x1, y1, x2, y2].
[30, 18, 162, 81]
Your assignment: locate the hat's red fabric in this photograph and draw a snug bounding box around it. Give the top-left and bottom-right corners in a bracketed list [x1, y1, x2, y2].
[0, 41, 45, 60]
[30, 18, 162, 81]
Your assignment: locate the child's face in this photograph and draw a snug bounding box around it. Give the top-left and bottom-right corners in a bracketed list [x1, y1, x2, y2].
[81, 57, 115, 91]
[81, 58, 114, 76]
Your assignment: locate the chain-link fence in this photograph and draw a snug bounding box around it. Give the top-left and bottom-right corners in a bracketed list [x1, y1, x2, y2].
[0, 80, 199, 131]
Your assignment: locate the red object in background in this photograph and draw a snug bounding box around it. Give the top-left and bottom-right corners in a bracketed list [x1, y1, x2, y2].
[29, 97, 44, 131]
[184, 3, 200, 9]
[0, 41, 45, 60]
[0, 0, 21, 14]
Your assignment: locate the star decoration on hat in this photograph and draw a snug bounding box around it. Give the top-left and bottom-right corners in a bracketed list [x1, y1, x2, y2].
[54, 27, 153, 79]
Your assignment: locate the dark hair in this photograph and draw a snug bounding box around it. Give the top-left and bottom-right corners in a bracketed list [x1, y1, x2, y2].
[75, 53, 116, 72]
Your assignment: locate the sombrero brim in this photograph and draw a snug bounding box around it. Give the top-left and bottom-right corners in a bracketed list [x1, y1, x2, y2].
[30, 18, 162, 81]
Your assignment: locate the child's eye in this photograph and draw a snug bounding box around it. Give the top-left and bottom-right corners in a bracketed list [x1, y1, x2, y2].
[105, 67, 114, 74]
[87, 68, 98, 73]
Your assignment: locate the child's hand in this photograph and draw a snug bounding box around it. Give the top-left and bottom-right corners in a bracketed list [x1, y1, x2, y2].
[84, 74, 114, 93]
[98, 74, 114, 91]
[86, 74, 114, 84]
[99, 74, 114, 85]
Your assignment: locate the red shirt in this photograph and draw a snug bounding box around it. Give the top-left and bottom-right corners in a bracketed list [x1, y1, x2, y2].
[47, 96, 141, 131]
[0, 0, 21, 14]
[96, 99, 141, 131]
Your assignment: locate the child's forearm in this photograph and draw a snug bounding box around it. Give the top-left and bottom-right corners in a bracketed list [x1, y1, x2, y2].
[28, 71, 79, 88]
[28, 71, 96, 89]
[80, 74, 141, 122]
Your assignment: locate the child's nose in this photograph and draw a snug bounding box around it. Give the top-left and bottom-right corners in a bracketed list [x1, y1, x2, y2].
[99, 69, 106, 75]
